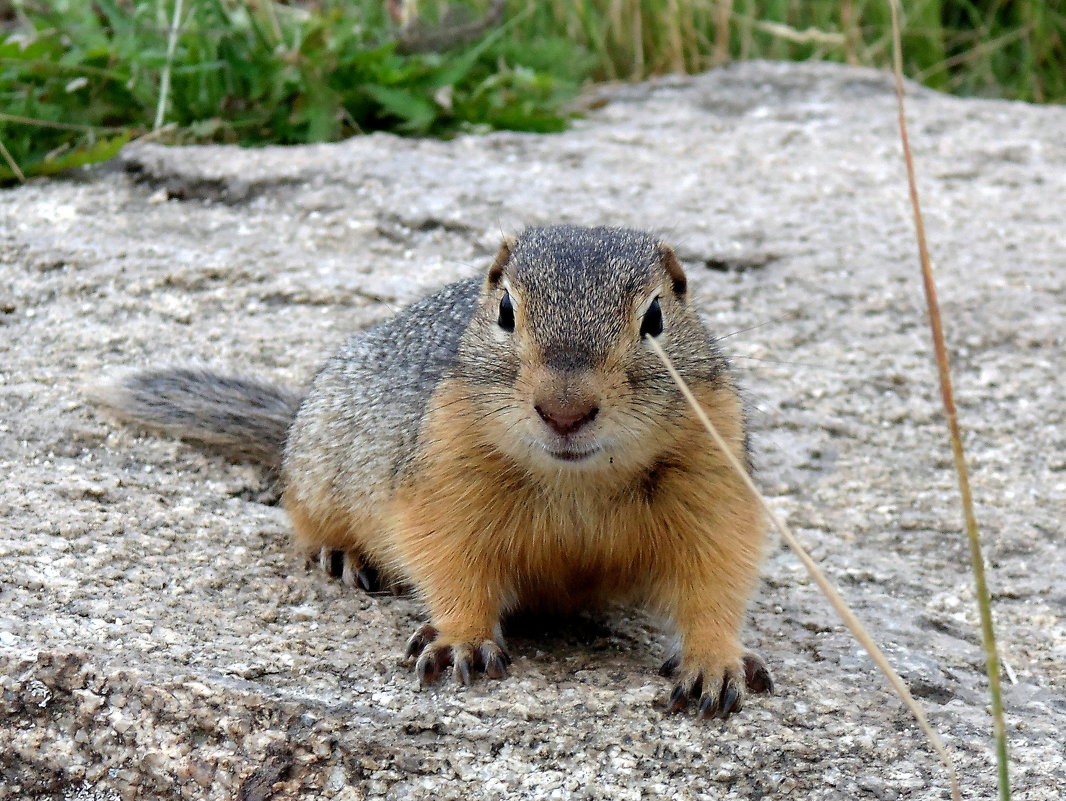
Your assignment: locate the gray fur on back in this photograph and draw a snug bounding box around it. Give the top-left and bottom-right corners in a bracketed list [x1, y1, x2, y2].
[282, 276, 481, 503]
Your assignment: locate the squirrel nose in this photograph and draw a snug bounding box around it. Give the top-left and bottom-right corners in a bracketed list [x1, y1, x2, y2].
[535, 401, 599, 437]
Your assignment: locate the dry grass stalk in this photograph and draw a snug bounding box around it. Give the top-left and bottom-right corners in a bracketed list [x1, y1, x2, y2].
[887, 1, 1011, 798]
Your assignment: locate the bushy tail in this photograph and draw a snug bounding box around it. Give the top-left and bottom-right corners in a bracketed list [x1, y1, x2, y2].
[92, 368, 303, 471]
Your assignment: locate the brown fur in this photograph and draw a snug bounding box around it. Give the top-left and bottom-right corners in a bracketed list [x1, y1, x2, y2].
[390, 379, 762, 663]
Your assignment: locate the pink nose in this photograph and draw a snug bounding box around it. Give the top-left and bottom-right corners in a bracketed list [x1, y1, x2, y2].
[535, 401, 599, 437]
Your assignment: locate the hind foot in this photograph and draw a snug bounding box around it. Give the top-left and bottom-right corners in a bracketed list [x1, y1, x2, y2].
[311, 547, 388, 594]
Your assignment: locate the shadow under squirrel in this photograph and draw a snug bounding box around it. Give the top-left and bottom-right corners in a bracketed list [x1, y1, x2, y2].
[96, 225, 773, 720]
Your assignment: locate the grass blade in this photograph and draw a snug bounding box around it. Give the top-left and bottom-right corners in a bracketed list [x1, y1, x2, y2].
[887, 1, 1011, 799]
[154, 0, 185, 131]
[646, 336, 962, 801]
[0, 113, 129, 133]
[0, 138, 26, 183]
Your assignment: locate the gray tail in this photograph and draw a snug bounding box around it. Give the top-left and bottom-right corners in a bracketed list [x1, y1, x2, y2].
[92, 367, 303, 472]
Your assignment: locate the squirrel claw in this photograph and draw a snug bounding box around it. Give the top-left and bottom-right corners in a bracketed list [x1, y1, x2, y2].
[416, 644, 450, 685]
[404, 624, 439, 660]
[658, 653, 682, 678]
[317, 548, 345, 579]
[742, 651, 774, 695]
[483, 643, 510, 679]
[667, 683, 692, 714]
[703, 682, 741, 720]
[355, 564, 382, 593]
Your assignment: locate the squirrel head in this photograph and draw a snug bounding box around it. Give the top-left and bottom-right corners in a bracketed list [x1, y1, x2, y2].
[458, 226, 724, 480]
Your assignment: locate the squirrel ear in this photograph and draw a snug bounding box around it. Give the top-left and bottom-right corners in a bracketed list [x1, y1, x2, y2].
[657, 243, 687, 295]
[486, 236, 516, 287]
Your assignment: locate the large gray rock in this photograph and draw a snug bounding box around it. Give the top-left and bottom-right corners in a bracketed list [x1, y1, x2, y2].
[1, 61, 1063, 800]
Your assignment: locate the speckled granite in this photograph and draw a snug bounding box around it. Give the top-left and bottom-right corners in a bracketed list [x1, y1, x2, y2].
[1, 61, 1063, 800]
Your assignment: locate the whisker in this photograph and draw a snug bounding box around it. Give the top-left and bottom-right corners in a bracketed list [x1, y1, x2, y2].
[733, 355, 826, 369]
[713, 317, 785, 342]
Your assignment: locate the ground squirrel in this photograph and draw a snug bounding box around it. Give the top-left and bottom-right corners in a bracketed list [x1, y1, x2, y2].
[97, 225, 773, 720]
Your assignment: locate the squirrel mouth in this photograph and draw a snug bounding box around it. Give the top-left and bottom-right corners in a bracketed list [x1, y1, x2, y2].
[546, 446, 598, 463]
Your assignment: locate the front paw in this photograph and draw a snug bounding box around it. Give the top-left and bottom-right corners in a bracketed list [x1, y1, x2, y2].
[403, 624, 510, 686]
[660, 651, 773, 720]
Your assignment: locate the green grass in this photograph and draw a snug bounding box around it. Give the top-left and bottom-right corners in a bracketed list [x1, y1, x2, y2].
[1, 0, 1063, 183]
[0, 0, 593, 182]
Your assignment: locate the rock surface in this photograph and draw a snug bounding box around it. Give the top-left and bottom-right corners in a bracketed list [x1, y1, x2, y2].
[1, 61, 1063, 800]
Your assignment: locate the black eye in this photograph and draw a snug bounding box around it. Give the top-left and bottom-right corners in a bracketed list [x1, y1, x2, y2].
[640, 297, 663, 338]
[498, 290, 515, 332]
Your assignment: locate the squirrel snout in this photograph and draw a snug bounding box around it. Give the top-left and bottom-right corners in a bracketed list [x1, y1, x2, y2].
[534, 401, 600, 437]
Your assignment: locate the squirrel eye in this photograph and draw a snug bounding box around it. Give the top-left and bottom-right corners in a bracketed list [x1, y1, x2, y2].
[498, 290, 515, 332]
[640, 297, 663, 338]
